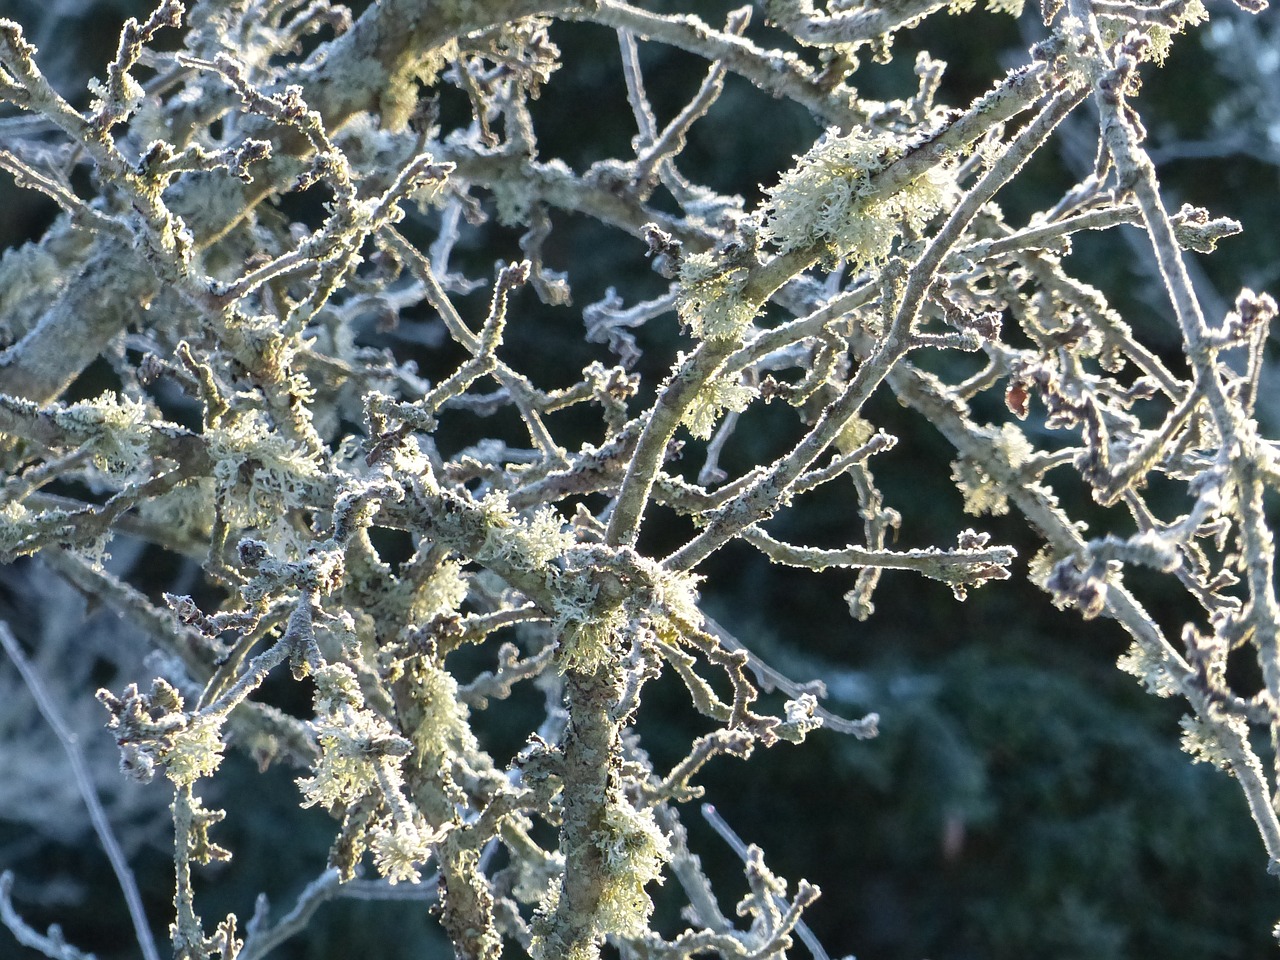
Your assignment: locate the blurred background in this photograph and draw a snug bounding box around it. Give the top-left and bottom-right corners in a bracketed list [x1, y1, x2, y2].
[2, 1, 1280, 958]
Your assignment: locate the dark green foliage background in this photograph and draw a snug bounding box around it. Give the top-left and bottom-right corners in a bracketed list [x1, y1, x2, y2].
[2, 2, 1279, 959]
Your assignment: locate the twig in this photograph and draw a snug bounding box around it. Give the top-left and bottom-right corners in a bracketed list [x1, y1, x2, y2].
[0, 623, 161, 960]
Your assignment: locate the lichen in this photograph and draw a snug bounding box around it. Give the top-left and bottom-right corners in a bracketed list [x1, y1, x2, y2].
[408, 558, 469, 622]
[97, 678, 225, 786]
[650, 566, 704, 635]
[0, 500, 39, 558]
[163, 716, 227, 786]
[591, 795, 670, 936]
[759, 127, 956, 268]
[206, 407, 322, 532]
[368, 812, 439, 885]
[527, 795, 670, 960]
[1117, 642, 1180, 697]
[681, 375, 755, 440]
[951, 423, 1033, 516]
[382, 39, 459, 130]
[675, 252, 758, 342]
[556, 603, 628, 675]
[53, 391, 153, 479]
[835, 413, 875, 455]
[1179, 713, 1247, 773]
[475, 492, 575, 572]
[1139, 0, 1208, 64]
[408, 658, 476, 761]
[297, 663, 402, 810]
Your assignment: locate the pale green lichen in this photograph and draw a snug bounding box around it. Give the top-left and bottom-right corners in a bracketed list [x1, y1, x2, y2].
[515, 503, 578, 569]
[675, 252, 758, 342]
[53, 391, 153, 479]
[408, 558, 469, 623]
[383, 39, 459, 130]
[758, 128, 955, 268]
[681, 375, 755, 440]
[527, 795, 670, 959]
[948, 0, 1026, 15]
[592, 795, 670, 936]
[206, 408, 322, 531]
[552, 555, 702, 673]
[297, 725, 382, 810]
[1117, 642, 1180, 697]
[297, 664, 401, 810]
[1137, 0, 1208, 64]
[1179, 713, 1249, 773]
[649, 565, 704, 636]
[1076, 0, 1207, 70]
[496, 157, 575, 226]
[165, 173, 255, 232]
[99, 679, 225, 786]
[556, 603, 628, 675]
[1027, 543, 1069, 591]
[0, 501, 39, 558]
[475, 492, 576, 572]
[87, 74, 145, 123]
[312, 661, 364, 714]
[368, 812, 440, 885]
[951, 423, 1034, 516]
[835, 413, 876, 455]
[381, 433, 436, 477]
[528, 887, 566, 960]
[408, 658, 476, 761]
[332, 113, 402, 175]
[163, 716, 227, 787]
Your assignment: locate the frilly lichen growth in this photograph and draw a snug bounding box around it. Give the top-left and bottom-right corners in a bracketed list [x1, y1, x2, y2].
[759, 128, 956, 268]
[948, 0, 1026, 16]
[368, 813, 440, 885]
[681, 374, 756, 440]
[163, 716, 228, 787]
[1102, 0, 1208, 64]
[556, 601, 628, 675]
[406, 658, 477, 761]
[592, 795, 671, 935]
[649, 565, 704, 637]
[96, 678, 225, 786]
[675, 251, 758, 342]
[206, 408, 322, 532]
[480, 494, 576, 571]
[297, 664, 439, 882]
[383, 39, 459, 130]
[1117, 642, 1181, 697]
[554, 557, 703, 673]
[53, 391, 154, 479]
[408, 558, 469, 622]
[1180, 713, 1250, 774]
[951, 423, 1034, 516]
[528, 795, 671, 960]
[297, 663, 404, 810]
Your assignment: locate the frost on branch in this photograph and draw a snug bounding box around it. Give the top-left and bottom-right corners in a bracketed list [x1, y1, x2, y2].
[0, 0, 1279, 957]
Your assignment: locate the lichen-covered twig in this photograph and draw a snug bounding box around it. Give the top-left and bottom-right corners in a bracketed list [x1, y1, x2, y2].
[1, 0, 1277, 956]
